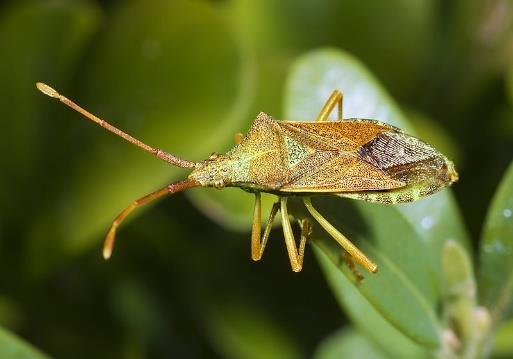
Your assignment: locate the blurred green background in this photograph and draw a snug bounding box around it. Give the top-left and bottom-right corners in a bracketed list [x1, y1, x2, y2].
[1, 0, 513, 358]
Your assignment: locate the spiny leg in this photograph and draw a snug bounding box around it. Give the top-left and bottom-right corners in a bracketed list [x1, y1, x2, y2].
[315, 89, 343, 122]
[251, 193, 280, 261]
[103, 179, 200, 259]
[298, 217, 313, 262]
[340, 252, 364, 282]
[35, 82, 196, 168]
[280, 197, 311, 272]
[303, 198, 377, 273]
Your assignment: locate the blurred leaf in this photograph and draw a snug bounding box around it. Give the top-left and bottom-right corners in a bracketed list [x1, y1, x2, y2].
[492, 318, 513, 357]
[442, 240, 477, 343]
[478, 160, 513, 323]
[203, 297, 301, 359]
[284, 49, 470, 348]
[0, 326, 49, 359]
[26, 0, 251, 276]
[314, 328, 389, 359]
[0, 1, 101, 220]
[314, 248, 429, 358]
[315, 237, 439, 349]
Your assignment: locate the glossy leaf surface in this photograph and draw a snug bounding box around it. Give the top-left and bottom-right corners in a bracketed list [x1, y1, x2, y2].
[314, 247, 429, 358]
[0, 326, 49, 359]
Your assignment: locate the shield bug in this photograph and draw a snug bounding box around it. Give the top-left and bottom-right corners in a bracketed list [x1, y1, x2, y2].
[36, 82, 458, 274]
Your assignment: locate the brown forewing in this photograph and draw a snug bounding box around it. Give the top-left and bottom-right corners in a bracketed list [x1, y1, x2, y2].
[277, 119, 401, 152]
[277, 119, 406, 193]
[280, 154, 405, 192]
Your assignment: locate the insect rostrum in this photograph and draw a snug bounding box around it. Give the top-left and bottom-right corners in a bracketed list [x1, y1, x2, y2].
[36, 83, 458, 275]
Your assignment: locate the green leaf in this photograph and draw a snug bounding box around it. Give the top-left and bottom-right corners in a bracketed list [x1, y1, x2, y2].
[442, 240, 477, 343]
[314, 235, 439, 349]
[492, 318, 513, 357]
[314, 328, 390, 359]
[0, 326, 49, 359]
[441, 241, 491, 359]
[26, 0, 250, 276]
[285, 49, 469, 348]
[314, 248, 429, 358]
[478, 161, 513, 323]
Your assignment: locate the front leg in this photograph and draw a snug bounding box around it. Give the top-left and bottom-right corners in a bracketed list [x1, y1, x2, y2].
[251, 193, 280, 261]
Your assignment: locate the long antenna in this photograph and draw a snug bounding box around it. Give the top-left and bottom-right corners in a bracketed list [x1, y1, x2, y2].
[36, 82, 197, 168]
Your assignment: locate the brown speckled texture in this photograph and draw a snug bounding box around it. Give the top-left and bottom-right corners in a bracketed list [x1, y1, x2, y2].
[189, 112, 457, 204]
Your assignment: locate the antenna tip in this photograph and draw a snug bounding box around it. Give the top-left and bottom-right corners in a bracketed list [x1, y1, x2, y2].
[103, 246, 112, 260]
[103, 229, 116, 260]
[36, 82, 59, 98]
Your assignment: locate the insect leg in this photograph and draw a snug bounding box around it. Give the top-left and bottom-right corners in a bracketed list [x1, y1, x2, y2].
[103, 178, 200, 259]
[303, 198, 378, 273]
[251, 193, 262, 260]
[251, 193, 280, 261]
[315, 89, 343, 122]
[340, 252, 364, 283]
[280, 197, 305, 272]
[297, 217, 313, 268]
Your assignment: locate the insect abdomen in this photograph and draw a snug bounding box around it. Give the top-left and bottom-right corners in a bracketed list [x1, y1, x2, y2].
[339, 179, 442, 204]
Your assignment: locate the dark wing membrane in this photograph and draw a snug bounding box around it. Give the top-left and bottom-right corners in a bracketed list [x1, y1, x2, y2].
[280, 152, 405, 193]
[277, 119, 401, 152]
[357, 131, 444, 184]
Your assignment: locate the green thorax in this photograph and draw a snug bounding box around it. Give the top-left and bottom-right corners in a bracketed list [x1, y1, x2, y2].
[188, 112, 290, 190]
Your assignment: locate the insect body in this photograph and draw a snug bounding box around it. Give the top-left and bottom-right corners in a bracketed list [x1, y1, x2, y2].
[36, 83, 458, 274]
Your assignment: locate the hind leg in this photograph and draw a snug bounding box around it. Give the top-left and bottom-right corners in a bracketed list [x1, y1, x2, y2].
[303, 197, 377, 273]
